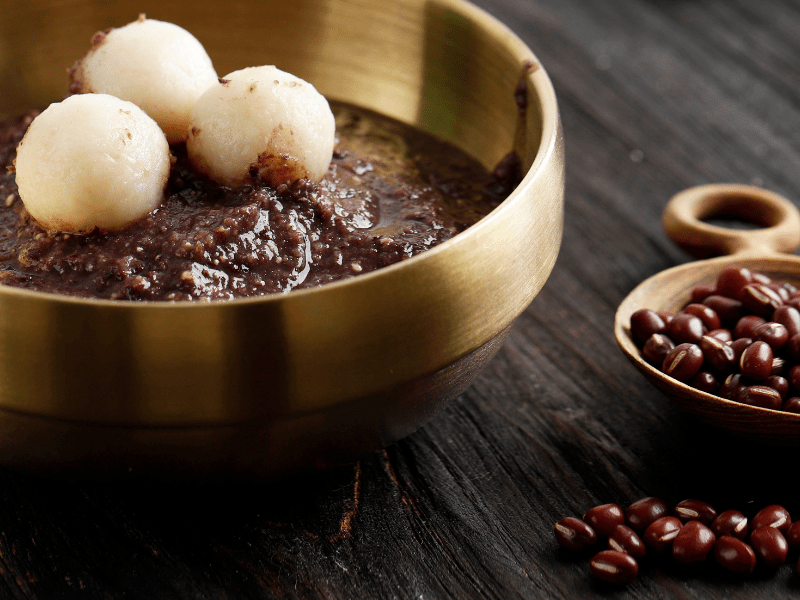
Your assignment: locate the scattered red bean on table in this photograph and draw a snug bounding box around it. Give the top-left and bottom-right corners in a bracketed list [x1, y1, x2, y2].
[553, 497, 798, 586]
[629, 266, 800, 411]
[714, 536, 756, 574]
[750, 527, 788, 569]
[672, 521, 716, 565]
[583, 503, 624, 537]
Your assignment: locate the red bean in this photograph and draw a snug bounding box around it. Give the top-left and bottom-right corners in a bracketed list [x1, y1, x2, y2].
[789, 366, 800, 395]
[750, 527, 788, 568]
[689, 372, 718, 395]
[668, 313, 705, 344]
[714, 536, 756, 575]
[583, 504, 625, 537]
[642, 334, 675, 367]
[657, 311, 675, 326]
[771, 356, 786, 377]
[774, 305, 800, 337]
[662, 344, 704, 382]
[740, 341, 773, 381]
[734, 315, 766, 340]
[711, 510, 748, 540]
[752, 272, 773, 285]
[786, 334, 800, 362]
[785, 521, 800, 547]
[684, 303, 721, 331]
[740, 385, 782, 410]
[764, 375, 789, 400]
[699, 335, 736, 374]
[716, 266, 752, 299]
[674, 499, 717, 525]
[589, 550, 638, 585]
[643, 516, 682, 553]
[740, 283, 783, 317]
[630, 309, 667, 344]
[626, 497, 669, 533]
[608, 525, 646, 560]
[554, 517, 598, 551]
[751, 505, 791, 533]
[752, 322, 789, 351]
[702, 295, 744, 325]
[784, 397, 800, 413]
[691, 284, 717, 303]
[673, 521, 716, 565]
[707, 328, 732, 342]
[719, 374, 746, 401]
[767, 281, 791, 302]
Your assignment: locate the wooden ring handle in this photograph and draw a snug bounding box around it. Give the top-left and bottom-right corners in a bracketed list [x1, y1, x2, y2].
[662, 184, 800, 259]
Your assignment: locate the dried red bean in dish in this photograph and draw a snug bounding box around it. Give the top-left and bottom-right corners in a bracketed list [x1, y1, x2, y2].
[716, 266, 752, 299]
[698, 335, 736, 374]
[703, 295, 744, 324]
[753, 322, 789, 350]
[784, 397, 800, 413]
[643, 334, 675, 366]
[668, 313, 705, 344]
[689, 372, 718, 394]
[708, 328, 732, 342]
[734, 315, 766, 339]
[629, 267, 800, 412]
[740, 341, 774, 381]
[691, 283, 717, 303]
[775, 306, 800, 337]
[740, 385, 782, 410]
[662, 344, 703, 382]
[630, 309, 667, 344]
[684, 303, 721, 331]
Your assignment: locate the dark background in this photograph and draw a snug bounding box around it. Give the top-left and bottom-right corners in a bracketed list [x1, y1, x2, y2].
[3, 0, 800, 597]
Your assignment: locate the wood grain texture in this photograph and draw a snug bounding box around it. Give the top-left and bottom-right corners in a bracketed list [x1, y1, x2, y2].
[3, 0, 800, 598]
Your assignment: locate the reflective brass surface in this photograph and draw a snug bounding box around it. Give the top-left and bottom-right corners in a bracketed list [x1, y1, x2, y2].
[0, 0, 563, 477]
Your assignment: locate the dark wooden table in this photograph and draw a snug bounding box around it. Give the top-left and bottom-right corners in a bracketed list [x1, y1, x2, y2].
[3, 0, 800, 597]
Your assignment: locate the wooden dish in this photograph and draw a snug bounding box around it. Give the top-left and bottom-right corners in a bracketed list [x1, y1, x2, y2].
[0, 0, 564, 478]
[615, 183, 800, 446]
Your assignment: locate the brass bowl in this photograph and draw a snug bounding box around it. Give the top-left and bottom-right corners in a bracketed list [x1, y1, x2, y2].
[0, 0, 564, 478]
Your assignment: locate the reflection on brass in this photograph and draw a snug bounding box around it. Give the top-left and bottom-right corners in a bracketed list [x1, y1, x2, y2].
[0, 0, 564, 478]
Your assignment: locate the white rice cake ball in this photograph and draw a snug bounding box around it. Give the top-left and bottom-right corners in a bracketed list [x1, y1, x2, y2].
[15, 94, 171, 233]
[70, 15, 218, 144]
[186, 65, 335, 188]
